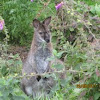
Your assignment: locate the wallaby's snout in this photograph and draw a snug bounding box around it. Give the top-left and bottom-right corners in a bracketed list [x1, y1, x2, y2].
[33, 16, 51, 43]
[44, 32, 50, 43]
[45, 38, 50, 43]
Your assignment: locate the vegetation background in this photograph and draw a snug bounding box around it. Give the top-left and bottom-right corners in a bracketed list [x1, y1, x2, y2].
[0, 0, 100, 100]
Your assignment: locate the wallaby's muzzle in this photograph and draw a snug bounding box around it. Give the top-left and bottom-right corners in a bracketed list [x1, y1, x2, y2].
[45, 39, 50, 43]
[44, 33, 50, 43]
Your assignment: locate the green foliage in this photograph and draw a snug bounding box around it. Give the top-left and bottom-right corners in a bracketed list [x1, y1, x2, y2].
[0, 77, 28, 100]
[0, 0, 100, 100]
[2, 0, 55, 45]
[51, 0, 100, 99]
[51, 0, 100, 49]
[0, 16, 9, 43]
[0, 42, 100, 99]
[0, 18, 28, 99]
[0, 41, 30, 100]
[90, 4, 100, 17]
[3, 0, 35, 45]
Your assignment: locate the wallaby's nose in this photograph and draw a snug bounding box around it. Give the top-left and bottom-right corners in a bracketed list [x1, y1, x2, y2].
[45, 39, 50, 43]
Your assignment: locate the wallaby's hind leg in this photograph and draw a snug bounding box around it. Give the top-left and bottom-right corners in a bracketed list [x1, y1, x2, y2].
[25, 86, 33, 96]
[20, 83, 28, 95]
[21, 83, 33, 96]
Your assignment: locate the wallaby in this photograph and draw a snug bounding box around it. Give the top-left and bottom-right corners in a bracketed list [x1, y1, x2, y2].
[21, 17, 55, 98]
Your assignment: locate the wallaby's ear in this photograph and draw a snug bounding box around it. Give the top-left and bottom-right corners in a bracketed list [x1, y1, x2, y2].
[43, 16, 51, 26]
[33, 19, 40, 29]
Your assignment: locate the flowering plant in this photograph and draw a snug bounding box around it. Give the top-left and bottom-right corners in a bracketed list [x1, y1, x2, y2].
[0, 17, 4, 31]
[55, 2, 64, 10]
[31, 0, 34, 2]
[0, 16, 9, 42]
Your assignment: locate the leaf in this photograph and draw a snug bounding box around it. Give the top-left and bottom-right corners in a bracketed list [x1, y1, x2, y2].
[0, 87, 5, 91]
[90, 6, 96, 14]
[53, 64, 64, 70]
[94, 92, 100, 100]
[0, 96, 4, 100]
[73, 88, 81, 94]
[53, 49, 57, 56]
[60, 76, 72, 88]
[52, 32, 57, 36]
[95, 4, 100, 16]
[52, 36, 57, 43]
[56, 51, 65, 58]
[13, 96, 25, 100]
[47, 56, 55, 61]
[1, 66, 8, 76]
[69, 27, 74, 31]
[51, 84, 60, 92]
[9, 9, 16, 14]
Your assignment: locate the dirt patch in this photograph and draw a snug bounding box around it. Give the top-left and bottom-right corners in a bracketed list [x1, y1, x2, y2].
[8, 45, 29, 62]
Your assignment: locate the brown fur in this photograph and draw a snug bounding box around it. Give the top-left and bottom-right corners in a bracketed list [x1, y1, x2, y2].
[21, 17, 66, 98]
[21, 17, 55, 98]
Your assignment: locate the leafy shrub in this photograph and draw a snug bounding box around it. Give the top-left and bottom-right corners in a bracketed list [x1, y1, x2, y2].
[0, 77, 28, 100]
[2, 0, 55, 45]
[0, 42, 100, 100]
[0, 16, 9, 43]
[2, 0, 36, 45]
[0, 0, 100, 100]
[0, 40, 29, 100]
[0, 16, 28, 99]
[51, 0, 100, 99]
[90, 4, 100, 17]
[51, 0, 100, 49]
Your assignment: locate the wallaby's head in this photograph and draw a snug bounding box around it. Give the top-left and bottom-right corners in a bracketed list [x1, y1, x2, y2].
[33, 17, 51, 43]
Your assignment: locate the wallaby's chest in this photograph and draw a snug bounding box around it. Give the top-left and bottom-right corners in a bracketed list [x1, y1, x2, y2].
[34, 47, 52, 73]
[35, 47, 51, 59]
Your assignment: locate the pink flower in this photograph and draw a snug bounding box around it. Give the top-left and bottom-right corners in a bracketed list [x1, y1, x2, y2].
[96, 68, 100, 77]
[0, 20, 4, 30]
[31, 0, 34, 2]
[55, 2, 64, 10]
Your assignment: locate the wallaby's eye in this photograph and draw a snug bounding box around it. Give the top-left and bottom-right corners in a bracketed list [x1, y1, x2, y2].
[39, 32, 42, 34]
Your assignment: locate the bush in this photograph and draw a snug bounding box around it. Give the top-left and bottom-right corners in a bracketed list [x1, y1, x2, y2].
[51, 0, 100, 49]
[90, 4, 100, 17]
[3, 0, 55, 45]
[0, 0, 100, 100]
[0, 16, 9, 43]
[3, 0, 35, 45]
[0, 35, 28, 100]
[51, 0, 100, 99]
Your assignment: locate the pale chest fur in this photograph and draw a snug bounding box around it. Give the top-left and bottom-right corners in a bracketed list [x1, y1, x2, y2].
[34, 46, 52, 74]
